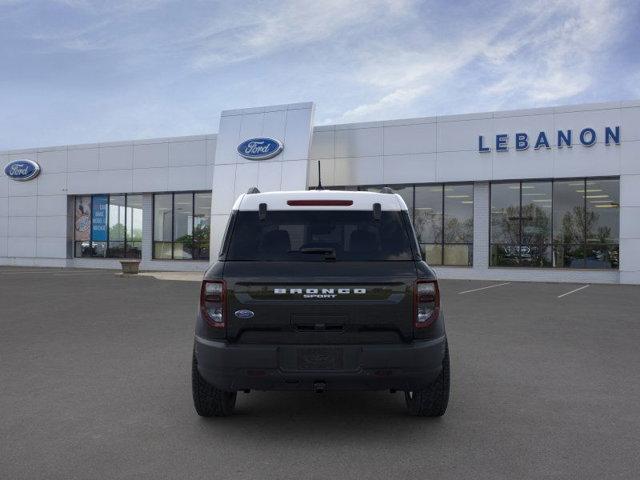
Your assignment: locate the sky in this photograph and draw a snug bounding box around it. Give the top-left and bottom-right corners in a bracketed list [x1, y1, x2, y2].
[1, 0, 639, 150]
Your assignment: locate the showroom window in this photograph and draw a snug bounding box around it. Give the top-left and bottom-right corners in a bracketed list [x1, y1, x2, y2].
[490, 178, 619, 269]
[331, 184, 474, 266]
[153, 192, 211, 260]
[74, 194, 143, 258]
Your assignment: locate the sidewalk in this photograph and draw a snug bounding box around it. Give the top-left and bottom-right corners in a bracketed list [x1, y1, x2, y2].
[137, 271, 203, 282]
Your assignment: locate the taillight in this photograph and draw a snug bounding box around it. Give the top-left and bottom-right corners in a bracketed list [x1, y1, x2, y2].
[200, 280, 226, 328]
[414, 280, 440, 328]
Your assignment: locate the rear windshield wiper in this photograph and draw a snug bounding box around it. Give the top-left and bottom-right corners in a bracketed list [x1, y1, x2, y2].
[294, 247, 337, 260]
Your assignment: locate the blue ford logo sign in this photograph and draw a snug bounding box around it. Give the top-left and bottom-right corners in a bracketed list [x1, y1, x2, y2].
[237, 137, 283, 160]
[4, 159, 41, 181]
[234, 309, 255, 319]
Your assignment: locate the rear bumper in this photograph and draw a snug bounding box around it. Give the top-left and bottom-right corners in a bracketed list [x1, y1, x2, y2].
[194, 335, 447, 392]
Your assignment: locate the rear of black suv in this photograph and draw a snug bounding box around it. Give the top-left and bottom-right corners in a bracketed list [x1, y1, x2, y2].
[192, 190, 449, 417]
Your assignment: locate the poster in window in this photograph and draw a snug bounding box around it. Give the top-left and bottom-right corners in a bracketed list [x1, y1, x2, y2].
[92, 195, 108, 242]
[75, 196, 91, 241]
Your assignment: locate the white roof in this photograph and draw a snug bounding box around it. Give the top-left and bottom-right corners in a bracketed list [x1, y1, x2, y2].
[233, 189, 408, 211]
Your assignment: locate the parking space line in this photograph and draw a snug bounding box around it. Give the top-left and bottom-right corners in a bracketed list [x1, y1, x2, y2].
[557, 284, 590, 298]
[458, 282, 511, 295]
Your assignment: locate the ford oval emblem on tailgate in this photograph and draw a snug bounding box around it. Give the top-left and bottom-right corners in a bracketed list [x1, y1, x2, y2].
[234, 310, 255, 319]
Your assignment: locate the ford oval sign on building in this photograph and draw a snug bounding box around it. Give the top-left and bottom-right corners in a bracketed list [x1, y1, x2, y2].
[237, 137, 283, 160]
[4, 159, 41, 181]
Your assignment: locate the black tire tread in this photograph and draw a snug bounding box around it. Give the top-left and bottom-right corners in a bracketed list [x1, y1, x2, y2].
[405, 342, 450, 417]
[192, 354, 237, 417]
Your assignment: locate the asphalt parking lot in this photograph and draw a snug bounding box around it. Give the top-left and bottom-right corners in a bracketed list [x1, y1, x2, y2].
[1, 267, 639, 480]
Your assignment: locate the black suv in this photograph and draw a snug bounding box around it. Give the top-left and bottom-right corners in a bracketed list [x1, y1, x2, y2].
[192, 189, 449, 416]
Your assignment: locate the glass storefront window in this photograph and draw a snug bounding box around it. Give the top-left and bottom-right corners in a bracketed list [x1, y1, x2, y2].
[73, 193, 143, 259]
[491, 178, 619, 269]
[74, 196, 92, 257]
[126, 195, 143, 258]
[152, 191, 212, 261]
[585, 178, 619, 269]
[444, 184, 474, 266]
[193, 192, 212, 260]
[520, 181, 552, 267]
[340, 183, 473, 266]
[153, 194, 172, 259]
[173, 193, 193, 259]
[108, 194, 126, 258]
[414, 185, 443, 265]
[553, 180, 586, 268]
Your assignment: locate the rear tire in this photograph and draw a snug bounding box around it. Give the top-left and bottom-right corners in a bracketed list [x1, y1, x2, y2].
[405, 342, 450, 417]
[192, 354, 237, 417]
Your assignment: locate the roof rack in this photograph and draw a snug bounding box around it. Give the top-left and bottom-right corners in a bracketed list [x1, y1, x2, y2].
[247, 187, 261, 194]
[380, 186, 395, 194]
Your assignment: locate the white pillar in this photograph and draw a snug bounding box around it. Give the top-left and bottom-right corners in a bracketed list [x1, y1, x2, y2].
[619, 173, 640, 284]
[473, 181, 490, 271]
[209, 103, 315, 258]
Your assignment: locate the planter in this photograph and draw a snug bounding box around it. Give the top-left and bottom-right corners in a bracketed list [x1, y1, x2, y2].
[119, 259, 141, 274]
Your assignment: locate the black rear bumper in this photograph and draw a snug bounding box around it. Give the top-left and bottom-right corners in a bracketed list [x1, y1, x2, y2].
[194, 334, 447, 392]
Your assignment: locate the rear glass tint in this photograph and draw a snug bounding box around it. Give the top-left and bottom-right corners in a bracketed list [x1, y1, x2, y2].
[226, 210, 415, 261]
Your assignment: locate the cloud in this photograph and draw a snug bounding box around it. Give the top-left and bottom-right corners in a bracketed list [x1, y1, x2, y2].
[0, 0, 636, 149]
[481, 0, 622, 104]
[337, 36, 493, 121]
[334, 0, 627, 122]
[339, 85, 429, 121]
[190, 0, 416, 70]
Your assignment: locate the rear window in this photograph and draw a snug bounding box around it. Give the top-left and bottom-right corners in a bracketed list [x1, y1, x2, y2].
[225, 210, 415, 261]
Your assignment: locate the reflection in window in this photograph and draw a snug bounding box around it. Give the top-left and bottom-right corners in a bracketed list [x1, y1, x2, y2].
[193, 192, 212, 260]
[173, 193, 193, 259]
[491, 178, 619, 269]
[585, 178, 619, 268]
[553, 180, 586, 268]
[153, 192, 211, 261]
[521, 181, 552, 267]
[126, 195, 143, 258]
[153, 194, 172, 259]
[414, 185, 443, 266]
[108, 195, 126, 257]
[349, 183, 473, 266]
[73, 194, 143, 259]
[443, 184, 474, 266]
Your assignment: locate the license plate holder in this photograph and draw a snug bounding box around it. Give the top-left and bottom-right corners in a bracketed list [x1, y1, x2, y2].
[297, 347, 343, 370]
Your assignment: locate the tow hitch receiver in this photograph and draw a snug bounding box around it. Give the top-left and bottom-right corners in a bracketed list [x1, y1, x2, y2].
[313, 381, 327, 393]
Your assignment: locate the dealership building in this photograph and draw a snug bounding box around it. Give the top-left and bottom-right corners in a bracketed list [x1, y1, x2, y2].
[1, 100, 639, 284]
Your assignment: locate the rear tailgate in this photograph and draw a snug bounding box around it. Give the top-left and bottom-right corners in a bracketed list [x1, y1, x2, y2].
[224, 261, 417, 344]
